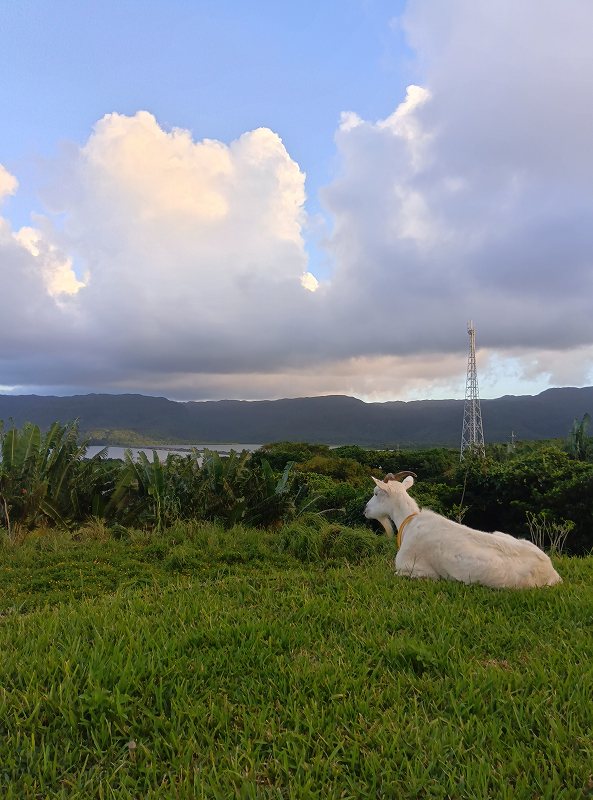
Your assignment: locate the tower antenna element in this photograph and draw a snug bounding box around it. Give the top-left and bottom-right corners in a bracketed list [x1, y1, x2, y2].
[460, 320, 485, 460]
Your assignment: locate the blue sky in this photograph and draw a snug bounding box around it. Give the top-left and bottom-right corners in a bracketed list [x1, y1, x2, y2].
[1, 0, 593, 402]
[2, 1, 409, 239]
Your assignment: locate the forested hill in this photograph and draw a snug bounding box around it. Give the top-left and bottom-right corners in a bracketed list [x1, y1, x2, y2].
[0, 387, 592, 447]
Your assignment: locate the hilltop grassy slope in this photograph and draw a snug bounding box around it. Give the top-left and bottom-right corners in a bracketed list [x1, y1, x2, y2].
[1, 526, 593, 799]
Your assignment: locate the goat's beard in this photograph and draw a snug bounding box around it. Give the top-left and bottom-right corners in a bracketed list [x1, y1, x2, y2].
[378, 516, 394, 537]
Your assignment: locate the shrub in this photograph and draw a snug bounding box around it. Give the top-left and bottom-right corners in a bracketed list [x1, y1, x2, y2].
[525, 511, 574, 554]
[297, 455, 369, 485]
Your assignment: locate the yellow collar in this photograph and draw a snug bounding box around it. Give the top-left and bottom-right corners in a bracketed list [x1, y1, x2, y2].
[397, 512, 418, 549]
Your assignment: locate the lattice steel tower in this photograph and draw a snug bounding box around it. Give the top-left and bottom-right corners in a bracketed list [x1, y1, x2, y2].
[460, 320, 485, 460]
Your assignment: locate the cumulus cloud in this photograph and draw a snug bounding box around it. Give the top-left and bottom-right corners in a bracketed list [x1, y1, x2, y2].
[322, 0, 593, 377]
[0, 164, 18, 202]
[14, 225, 86, 298]
[63, 114, 314, 348]
[0, 196, 73, 362]
[1, 115, 326, 390]
[300, 271, 319, 292]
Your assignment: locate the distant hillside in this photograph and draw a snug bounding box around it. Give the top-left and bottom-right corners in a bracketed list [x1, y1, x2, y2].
[1, 387, 592, 447]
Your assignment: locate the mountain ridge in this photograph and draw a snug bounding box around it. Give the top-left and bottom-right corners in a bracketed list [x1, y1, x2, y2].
[0, 387, 592, 447]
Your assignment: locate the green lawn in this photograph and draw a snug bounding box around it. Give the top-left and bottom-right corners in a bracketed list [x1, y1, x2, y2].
[1, 526, 593, 799]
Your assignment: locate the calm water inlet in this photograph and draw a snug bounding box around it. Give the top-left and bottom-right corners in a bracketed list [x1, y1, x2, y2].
[85, 444, 262, 461]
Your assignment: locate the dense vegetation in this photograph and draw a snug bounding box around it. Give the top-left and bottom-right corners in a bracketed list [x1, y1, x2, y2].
[1, 417, 593, 553]
[259, 431, 593, 554]
[2, 420, 593, 796]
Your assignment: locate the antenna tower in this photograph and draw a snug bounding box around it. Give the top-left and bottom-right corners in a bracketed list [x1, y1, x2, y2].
[460, 320, 485, 460]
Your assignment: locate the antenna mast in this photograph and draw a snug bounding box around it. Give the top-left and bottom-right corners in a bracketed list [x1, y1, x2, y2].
[460, 320, 485, 460]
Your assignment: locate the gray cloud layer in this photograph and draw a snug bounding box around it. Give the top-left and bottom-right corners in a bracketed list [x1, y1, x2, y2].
[325, 0, 593, 358]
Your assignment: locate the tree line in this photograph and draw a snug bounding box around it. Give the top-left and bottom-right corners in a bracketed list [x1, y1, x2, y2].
[1, 417, 592, 553]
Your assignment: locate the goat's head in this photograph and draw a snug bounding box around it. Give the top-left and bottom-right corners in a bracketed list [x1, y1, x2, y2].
[364, 471, 417, 529]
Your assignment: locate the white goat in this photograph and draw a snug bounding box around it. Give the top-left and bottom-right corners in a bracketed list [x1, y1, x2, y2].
[364, 472, 562, 589]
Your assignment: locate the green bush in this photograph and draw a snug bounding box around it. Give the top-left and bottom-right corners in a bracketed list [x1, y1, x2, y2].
[298, 454, 370, 485]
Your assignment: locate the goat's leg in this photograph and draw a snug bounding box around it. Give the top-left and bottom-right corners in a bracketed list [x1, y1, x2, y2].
[395, 554, 440, 580]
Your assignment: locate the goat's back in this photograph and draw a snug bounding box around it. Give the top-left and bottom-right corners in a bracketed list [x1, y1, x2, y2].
[396, 510, 562, 588]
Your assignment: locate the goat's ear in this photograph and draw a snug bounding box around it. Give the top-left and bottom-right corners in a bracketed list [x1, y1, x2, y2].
[402, 475, 415, 490]
[372, 476, 389, 492]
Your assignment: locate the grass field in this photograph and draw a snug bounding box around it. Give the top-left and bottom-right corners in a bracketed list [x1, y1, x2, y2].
[1, 523, 593, 799]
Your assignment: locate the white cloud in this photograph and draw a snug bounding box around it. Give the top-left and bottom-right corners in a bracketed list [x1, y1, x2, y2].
[300, 271, 319, 292]
[82, 111, 232, 222]
[339, 111, 363, 133]
[15, 225, 86, 298]
[0, 164, 18, 202]
[378, 84, 432, 170]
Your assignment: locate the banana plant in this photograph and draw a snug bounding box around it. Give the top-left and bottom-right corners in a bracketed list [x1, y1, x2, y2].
[567, 413, 592, 461]
[104, 449, 167, 530]
[196, 450, 297, 528]
[67, 448, 118, 521]
[242, 460, 296, 528]
[0, 420, 95, 534]
[196, 449, 251, 526]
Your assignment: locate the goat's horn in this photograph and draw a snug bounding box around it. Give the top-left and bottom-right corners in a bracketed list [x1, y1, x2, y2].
[384, 471, 417, 482]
